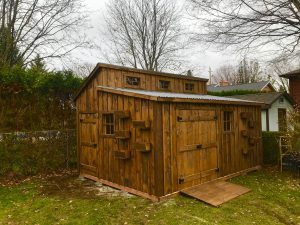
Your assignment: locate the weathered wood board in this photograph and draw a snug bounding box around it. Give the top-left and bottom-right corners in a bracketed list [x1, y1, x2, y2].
[181, 180, 250, 206]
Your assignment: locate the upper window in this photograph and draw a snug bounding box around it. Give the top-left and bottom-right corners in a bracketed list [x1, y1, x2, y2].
[185, 83, 195, 92]
[223, 111, 233, 132]
[279, 97, 284, 104]
[103, 113, 114, 135]
[159, 80, 170, 90]
[126, 76, 140, 86]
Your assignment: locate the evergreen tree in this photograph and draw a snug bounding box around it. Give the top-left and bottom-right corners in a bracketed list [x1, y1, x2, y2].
[30, 54, 47, 73]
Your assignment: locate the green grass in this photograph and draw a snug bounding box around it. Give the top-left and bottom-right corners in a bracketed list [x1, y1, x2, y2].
[0, 168, 299, 225]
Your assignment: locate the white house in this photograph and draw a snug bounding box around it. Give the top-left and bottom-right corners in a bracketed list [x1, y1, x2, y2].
[230, 92, 295, 131]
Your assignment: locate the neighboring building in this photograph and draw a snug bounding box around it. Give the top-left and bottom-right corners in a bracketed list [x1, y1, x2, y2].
[280, 69, 300, 109]
[229, 92, 295, 131]
[208, 81, 276, 93]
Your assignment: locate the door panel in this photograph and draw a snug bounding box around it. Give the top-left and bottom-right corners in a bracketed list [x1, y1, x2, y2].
[177, 109, 218, 189]
[79, 114, 98, 177]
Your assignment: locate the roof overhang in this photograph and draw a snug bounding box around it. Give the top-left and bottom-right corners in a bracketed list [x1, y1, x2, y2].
[280, 69, 300, 79]
[97, 86, 263, 106]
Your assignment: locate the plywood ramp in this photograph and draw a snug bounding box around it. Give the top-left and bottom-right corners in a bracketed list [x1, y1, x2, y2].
[181, 181, 250, 207]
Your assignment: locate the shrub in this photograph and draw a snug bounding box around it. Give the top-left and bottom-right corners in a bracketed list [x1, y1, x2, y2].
[208, 90, 260, 96]
[262, 131, 284, 165]
[0, 130, 77, 176]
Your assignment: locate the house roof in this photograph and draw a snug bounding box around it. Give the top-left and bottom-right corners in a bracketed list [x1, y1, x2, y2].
[280, 69, 300, 78]
[207, 81, 275, 92]
[97, 86, 263, 106]
[227, 92, 296, 109]
[74, 63, 208, 101]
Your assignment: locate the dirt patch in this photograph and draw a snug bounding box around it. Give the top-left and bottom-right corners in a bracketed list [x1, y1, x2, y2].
[37, 173, 134, 199]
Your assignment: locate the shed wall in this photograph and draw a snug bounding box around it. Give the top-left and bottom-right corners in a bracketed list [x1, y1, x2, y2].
[75, 67, 262, 198]
[160, 102, 262, 195]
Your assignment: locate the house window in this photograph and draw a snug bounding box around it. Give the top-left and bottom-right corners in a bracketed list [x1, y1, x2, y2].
[278, 108, 287, 131]
[185, 83, 194, 91]
[103, 113, 114, 135]
[126, 76, 140, 86]
[159, 80, 170, 90]
[223, 111, 233, 132]
[279, 97, 284, 104]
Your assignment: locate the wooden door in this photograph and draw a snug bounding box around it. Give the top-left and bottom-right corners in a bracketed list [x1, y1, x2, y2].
[176, 109, 219, 189]
[278, 108, 287, 131]
[79, 113, 98, 178]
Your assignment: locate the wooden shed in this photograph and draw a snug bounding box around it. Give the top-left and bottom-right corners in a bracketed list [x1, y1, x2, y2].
[74, 63, 263, 201]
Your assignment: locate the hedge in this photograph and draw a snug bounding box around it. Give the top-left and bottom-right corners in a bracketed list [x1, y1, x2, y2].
[262, 131, 284, 165]
[0, 130, 77, 176]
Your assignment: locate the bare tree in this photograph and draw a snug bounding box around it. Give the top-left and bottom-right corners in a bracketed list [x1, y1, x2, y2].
[0, 0, 88, 67]
[212, 57, 264, 84]
[103, 0, 187, 71]
[237, 58, 264, 84]
[266, 58, 300, 91]
[212, 64, 237, 84]
[68, 62, 95, 78]
[188, 0, 300, 59]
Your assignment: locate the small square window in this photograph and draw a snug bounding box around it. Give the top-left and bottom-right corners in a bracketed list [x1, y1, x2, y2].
[126, 76, 140, 86]
[159, 80, 170, 90]
[185, 83, 194, 91]
[223, 111, 233, 132]
[279, 97, 284, 104]
[103, 114, 114, 135]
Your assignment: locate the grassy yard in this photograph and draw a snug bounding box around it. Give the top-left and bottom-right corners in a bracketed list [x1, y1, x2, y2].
[0, 168, 299, 225]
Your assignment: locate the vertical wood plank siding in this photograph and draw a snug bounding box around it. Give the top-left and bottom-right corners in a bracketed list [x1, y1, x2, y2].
[76, 66, 262, 198]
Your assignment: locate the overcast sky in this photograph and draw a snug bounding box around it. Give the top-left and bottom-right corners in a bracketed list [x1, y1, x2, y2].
[71, 0, 239, 79]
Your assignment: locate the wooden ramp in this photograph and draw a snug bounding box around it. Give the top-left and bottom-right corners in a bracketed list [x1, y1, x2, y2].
[181, 181, 250, 207]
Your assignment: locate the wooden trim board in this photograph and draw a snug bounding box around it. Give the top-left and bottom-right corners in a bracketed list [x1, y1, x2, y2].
[80, 166, 261, 202]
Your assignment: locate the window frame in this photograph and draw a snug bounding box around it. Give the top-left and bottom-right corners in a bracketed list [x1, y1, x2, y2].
[278, 108, 287, 132]
[158, 79, 171, 91]
[184, 81, 196, 93]
[223, 111, 234, 133]
[102, 113, 115, 136]
[279, 97, 284, 104]
[123, 73, 143, 89]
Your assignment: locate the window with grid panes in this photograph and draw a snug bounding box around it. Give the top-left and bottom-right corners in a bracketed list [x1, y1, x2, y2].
[126, 76, 140, 86]
[223, 111, 233, 132]
[185, 83, 194, 91]
[103, 113, 114, 135]
[159, 80, 170, 90]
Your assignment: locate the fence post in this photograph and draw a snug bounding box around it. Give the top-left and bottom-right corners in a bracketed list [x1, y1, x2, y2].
[66, 130, 69, 170]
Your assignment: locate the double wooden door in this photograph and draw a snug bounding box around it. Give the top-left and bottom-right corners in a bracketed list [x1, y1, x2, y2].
[176, 109, 219, 189]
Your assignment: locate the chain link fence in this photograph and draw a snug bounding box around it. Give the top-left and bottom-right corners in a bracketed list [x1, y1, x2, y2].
[0, 129, 77, 176]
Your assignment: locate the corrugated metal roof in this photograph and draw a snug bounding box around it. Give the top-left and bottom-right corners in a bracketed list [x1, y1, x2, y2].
[207, 81, 272, 92]
[98, 86, 262, 104]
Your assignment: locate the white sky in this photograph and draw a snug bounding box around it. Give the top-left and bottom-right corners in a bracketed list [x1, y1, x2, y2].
[70, 0, 239, 79]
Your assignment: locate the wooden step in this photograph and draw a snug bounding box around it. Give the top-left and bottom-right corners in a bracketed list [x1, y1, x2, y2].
[134, 143, 151, 152]
[181, 181, 250, 207]
[115, 130, 131, 139]
[114, 150, 131, 159]
[132, 120, 151, 130]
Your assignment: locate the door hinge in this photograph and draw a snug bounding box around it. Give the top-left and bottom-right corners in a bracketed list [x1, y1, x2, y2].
[196, 144, 202, 149]
[177, 116, 183, 122]
[178, 176, 185, 184]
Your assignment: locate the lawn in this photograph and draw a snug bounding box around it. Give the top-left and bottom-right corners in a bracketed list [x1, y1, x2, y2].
[0, 168, 299, 225]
